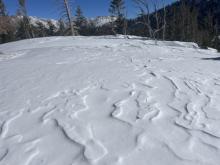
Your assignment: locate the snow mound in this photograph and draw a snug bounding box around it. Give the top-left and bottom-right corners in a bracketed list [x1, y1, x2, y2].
[0, 36, 220, 165]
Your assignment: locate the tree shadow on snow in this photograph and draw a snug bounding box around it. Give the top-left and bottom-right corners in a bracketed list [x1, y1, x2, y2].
[202, 57, 220, 61]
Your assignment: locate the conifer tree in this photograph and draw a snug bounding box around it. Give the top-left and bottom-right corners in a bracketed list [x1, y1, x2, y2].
[47, 20, 56, 36]
[109, 0, 125, 34]
[75, 6, 86, 31]
[58, 19, 66, 35]
[36, 21, 47, 37]
[0, 0, 7, 16]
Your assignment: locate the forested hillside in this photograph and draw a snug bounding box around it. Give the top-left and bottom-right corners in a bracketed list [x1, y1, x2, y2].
[127, 0, 220, 50]
[162, 0, 220, 49]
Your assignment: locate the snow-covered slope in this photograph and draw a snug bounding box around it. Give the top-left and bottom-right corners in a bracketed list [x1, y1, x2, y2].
[0, 36, 220, 165]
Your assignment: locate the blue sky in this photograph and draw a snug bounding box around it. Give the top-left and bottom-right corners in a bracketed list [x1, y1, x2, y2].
[4, 0, 176, 19]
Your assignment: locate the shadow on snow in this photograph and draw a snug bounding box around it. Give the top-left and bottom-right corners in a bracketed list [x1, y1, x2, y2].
[202, 57, 220, 61]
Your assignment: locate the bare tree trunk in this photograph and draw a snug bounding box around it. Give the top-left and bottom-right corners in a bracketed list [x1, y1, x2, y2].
[162, 0, 167, 41]
[18, 0, 34, 39]
[110, 16, 117, 36]
[152, 0, 167, 44]
[146, 1, 153, 38]
[134, 0, 166, 44]
[153, 2, 159, 42]
[134, 0, 153, 38]
[123, 10, 128, 38]
[63, 0, 74, 35]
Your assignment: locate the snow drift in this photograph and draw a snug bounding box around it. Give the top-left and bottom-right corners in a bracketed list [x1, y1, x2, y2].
[0, 36, 220, 165]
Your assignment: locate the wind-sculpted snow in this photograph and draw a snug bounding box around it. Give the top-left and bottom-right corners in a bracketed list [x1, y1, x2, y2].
[0, 36, 220, 165]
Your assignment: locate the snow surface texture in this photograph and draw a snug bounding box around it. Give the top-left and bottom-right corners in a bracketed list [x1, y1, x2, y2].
[0, 36, 220, 165]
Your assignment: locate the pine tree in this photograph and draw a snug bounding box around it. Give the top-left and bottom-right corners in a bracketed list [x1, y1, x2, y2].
[47, 20, 56, 36]
[36, 21, 47, 37]
[58, 19, 66, 35]
[16, 19, 27, 39]
[190, 7, 199, 42]
[109, 0, 125, 34]
[75, 5, 86, 33]
[0, 0, 7, 16]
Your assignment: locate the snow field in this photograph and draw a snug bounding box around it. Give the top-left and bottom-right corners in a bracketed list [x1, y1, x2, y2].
[0, 36, 220, 165]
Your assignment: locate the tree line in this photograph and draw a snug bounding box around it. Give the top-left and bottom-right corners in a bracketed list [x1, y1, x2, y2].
[0, 0, 219, 51]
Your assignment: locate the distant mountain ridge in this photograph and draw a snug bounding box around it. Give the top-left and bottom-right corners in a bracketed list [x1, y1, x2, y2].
[9, 15, 116, 30]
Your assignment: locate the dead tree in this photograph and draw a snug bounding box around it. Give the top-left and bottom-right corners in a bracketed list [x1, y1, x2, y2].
[57, 0, 76, 35]
[162, 0, 166, 40]
[0, 0, 7, 16]
[134, 0, 153, 38]
[17, 0, 35, 39]
[63, 0, 75, 35]
[123, 9, 128, 38]
[134, 0, 167, 44]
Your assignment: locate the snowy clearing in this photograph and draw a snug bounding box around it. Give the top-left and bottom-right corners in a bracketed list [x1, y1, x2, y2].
[0, 36, 220, 165]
